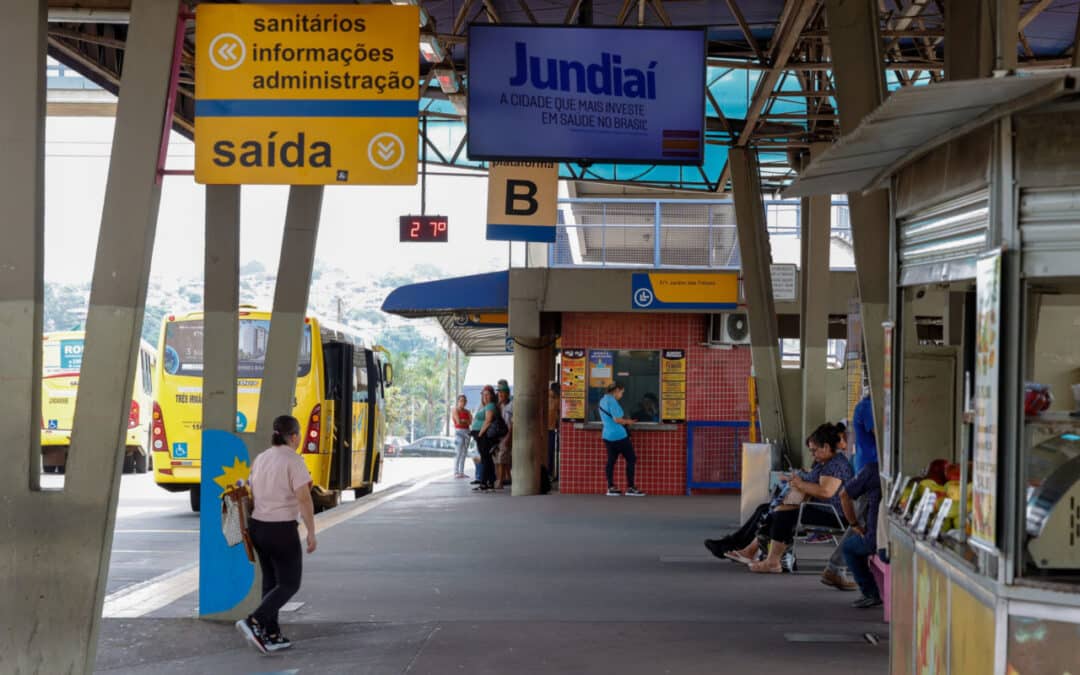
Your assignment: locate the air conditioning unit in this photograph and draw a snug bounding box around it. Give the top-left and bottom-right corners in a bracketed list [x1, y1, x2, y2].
[708, 312, 751, 345]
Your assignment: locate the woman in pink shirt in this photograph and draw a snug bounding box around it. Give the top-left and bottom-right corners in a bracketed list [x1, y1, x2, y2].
[236, 415, 317, 655]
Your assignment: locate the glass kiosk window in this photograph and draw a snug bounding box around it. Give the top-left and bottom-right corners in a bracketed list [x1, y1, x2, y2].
[585, 350, 661, 424]
[889, 284, 980, 563]
[1022, 289, 1080, 582]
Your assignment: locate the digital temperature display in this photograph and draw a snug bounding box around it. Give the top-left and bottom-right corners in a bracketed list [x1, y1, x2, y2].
[399, 215, 449, 242]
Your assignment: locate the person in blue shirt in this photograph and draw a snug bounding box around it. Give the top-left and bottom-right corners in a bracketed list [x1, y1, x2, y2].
[598, 382, 645, 497]
[852, 392, 879, 474]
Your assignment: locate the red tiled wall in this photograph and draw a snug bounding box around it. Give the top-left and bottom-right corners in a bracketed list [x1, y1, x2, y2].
[559, 313, 751, 495]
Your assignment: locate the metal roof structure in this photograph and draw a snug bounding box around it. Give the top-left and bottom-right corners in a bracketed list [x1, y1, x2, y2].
[42, 0, 1080, 194]
[784, 70, 1080, 198]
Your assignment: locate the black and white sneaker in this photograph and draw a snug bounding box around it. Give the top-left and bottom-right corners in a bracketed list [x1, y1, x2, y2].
[852, 595, 883, 609]
[780, 550, 797, 573]
[624, 487, 646, 497]
[606, 486, 622, 496]
[265, 633, 292, 652]
[235, 617, 269, 655]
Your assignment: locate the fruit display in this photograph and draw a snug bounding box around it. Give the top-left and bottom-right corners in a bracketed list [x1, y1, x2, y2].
[897, 458, 973, 535]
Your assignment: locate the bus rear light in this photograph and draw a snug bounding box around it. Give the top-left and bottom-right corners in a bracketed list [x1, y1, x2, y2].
[159, 467, 173, 475]
[152, 401, 168, 455]
[128, 400, 140, 429]
[303, 404, 321, 453]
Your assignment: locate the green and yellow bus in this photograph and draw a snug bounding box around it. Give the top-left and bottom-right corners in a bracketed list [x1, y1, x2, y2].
[151, 308, 392, 511]
[41, 331, 156, 474]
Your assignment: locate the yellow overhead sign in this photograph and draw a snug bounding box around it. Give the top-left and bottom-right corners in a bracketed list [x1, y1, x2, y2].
[195, 4, 419, 185]
[486, 162, 559, 242]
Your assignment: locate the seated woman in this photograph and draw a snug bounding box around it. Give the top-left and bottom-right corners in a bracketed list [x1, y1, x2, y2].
[725, 423, 852, 573]
[707, 422, 845, 561]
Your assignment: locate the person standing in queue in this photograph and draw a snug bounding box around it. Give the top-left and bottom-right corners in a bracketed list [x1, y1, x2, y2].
[472, 385, 499, 492]
[452, 394, 473, 479]
[236, 415, 317, 655]
[598, 382, 646, 497]
[495, 381, 514, 489]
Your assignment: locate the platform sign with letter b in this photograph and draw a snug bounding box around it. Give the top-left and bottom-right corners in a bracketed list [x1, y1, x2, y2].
[486, 161, 558, 242]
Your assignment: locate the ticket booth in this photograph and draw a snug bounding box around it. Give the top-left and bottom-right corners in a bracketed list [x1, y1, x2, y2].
[556, 310, 753, 495]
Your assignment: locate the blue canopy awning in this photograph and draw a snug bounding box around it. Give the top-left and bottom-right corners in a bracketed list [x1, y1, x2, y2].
[381, 270, 508, 318]
[381, 271, 511, 355]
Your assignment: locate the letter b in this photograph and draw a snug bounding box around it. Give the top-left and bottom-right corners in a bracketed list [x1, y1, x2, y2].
[505, 179, 538, 216]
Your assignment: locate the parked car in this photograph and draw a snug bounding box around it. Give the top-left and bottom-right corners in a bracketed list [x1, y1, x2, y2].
[398, 435, 457, 457]
[384, 436, 408, 457]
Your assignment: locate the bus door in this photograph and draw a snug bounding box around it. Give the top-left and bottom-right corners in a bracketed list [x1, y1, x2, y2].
[323, 341, 354, 490]
[361, 349, 382, 482]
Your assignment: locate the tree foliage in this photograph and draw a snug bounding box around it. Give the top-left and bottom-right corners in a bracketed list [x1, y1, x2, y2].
[378, 327, 466, 440]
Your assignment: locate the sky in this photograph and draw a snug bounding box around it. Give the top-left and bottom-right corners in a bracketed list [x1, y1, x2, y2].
[44, 117, 524, 285]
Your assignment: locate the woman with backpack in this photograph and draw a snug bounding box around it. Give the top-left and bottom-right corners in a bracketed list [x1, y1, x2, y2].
[471, 385, 501, 492]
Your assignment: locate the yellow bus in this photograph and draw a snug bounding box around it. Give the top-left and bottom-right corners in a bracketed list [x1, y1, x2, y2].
[151, 308, 392, 512]
[40, 331, 157, 474]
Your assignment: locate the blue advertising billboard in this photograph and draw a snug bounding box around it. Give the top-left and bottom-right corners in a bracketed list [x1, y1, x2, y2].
[467, 25, 705, 165]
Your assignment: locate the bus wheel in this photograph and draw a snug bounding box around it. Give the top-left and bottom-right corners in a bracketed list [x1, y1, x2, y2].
[189, 486, 201, 512]
[134, 451, 148, 474]
[122, 451, 136, 474]
[353, 485, 373, 499]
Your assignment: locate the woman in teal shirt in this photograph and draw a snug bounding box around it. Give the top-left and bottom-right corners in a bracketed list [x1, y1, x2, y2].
[598, 382, 645, 497]
[471, 385, 498, 491]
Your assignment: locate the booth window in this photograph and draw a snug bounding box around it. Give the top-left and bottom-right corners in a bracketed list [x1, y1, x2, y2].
[586, 350, 661, 423]
[1022, 286, 1080, 584]
[889, 285, 983, 567]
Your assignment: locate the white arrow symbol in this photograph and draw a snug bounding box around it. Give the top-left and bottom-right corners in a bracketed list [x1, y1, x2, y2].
[208, 33, 246, 71]
[376, 141, 396, 161]
[218, 43, 237, 62]
[367, 133, 406, 170]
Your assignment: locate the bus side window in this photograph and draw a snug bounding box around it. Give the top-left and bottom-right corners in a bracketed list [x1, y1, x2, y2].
[141, 352, 153, 395]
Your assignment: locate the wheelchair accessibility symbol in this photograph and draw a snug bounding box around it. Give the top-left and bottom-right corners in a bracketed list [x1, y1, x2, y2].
[633, 288, 655, 308]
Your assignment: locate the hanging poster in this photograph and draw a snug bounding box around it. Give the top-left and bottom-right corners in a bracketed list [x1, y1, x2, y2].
[589, 350, 614, 388]
[882, 322, 894, 478]
[660, 349, 686, 423]
[560, 349, 587, 422]
[972, 251, 1002, 547]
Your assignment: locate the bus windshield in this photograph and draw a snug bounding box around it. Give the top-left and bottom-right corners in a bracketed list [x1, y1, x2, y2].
[163, 319, 312, 378]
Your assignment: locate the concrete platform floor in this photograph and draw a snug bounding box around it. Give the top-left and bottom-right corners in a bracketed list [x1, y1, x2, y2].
[95, 475, 889, 674]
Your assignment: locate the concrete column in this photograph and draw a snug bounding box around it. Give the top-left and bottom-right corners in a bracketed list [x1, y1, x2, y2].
[801, 147, 831, 461]
[826, 0, 891, 462]
[1, 0, 179, 670]
[202, 185, 259, 621]
[945, 0, 993, 80]
[0, 1, 47, 669]
[253, 185, 323, 457]
[0, 0, 46, 494]
[203, 185, 241, 434]
[945, 0, 1017, 79]
[510, 335, 550, 496]
[730, 146, 790, 461]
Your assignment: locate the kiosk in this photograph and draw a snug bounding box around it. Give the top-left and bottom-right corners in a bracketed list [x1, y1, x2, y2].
[790, 72, 1080, 675]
